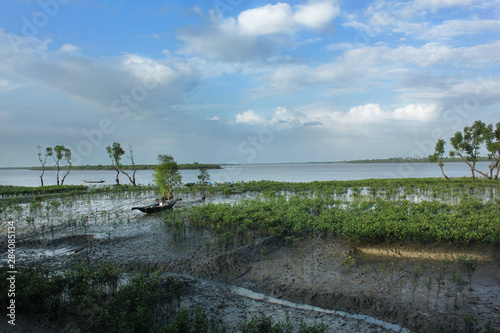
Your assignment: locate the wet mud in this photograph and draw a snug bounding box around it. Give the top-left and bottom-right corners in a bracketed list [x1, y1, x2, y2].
[6, 210, 498, 332]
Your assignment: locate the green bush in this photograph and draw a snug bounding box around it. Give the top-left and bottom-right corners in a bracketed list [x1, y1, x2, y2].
[164, 196, 500, 247]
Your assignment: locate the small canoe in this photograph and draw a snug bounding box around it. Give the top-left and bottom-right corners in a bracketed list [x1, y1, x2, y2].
[131, 199, 178, 214]
[83, 180, 105, 183]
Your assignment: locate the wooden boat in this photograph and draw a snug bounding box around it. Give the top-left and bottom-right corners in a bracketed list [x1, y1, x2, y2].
[83, 180, 105, 183]
[131, 199, 179, 214]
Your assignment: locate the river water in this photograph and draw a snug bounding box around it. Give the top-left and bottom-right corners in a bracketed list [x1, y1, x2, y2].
[0, 161, 493, 187]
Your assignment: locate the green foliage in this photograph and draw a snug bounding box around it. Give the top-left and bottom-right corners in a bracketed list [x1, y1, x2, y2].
[238, 313, 293, 333]
[165, 305, 227, 333]
[429, 139, 449, 179]
[238, 314, 327, 333]
[0, 263, 185, 332]
[0, 265, 66, 318]
[79, 270, 182, 333]
[106, 142, 126, 166]
[447, 120, 498, 179]
[106, 142, 126, 185]
[106, 142, 138, 185]
[164, 195, 500, 247]
[51, 145, 72, 185]
[458, 255, 480, 291]
[154, 154, 182, 199]
[176, 177, 500, 203]
[197, 163, 211, 196]
[1, 264, 329, 333]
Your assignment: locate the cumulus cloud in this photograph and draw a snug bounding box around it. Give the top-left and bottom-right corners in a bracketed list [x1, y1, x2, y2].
[238, 3, 296, 35]
[178, 0, 339, 61]
[177, 19, 272, 61]
[422, 19, 500, 40]
[233, 104, 438, 132]
[294, 0, 340, 29]
[0, 30, 198, 111]
[236, 0, 339, 35]
[346, 103, 438, 122]
[235, 110, 266, 124]
[253, 40, 500, 102]
[234, 107, 306, 129]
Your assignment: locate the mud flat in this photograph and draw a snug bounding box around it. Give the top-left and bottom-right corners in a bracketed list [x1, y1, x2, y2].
[5, 207, 499, 333]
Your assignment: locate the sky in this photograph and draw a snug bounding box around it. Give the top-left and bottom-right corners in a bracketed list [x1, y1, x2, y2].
[0, 0, 499, 167]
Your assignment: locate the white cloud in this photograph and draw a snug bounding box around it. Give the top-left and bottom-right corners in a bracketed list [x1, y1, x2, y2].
[0, 30, 199, 114]
[238, 3, 296, 35]
[294, 0, 340, 29]
[254, 40, 500, 100]
[59, 43, 80, 53]
[206, 116, 220, 121]
[177, 18, 271, 61]
[413, 0, 478, 12]
[235, 110, 266, 124]
[423, 19, 500, 40]
[393, 104, 438, 121]
[179, 1, 339, 61]
[345, 0, 500, 40]
[233, 103, 438, 132]
[238, 0, 339, 35]
[344, 103, 439, 123]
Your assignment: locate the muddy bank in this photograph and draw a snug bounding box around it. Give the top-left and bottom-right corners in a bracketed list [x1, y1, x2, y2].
[7, 211, 499, 333]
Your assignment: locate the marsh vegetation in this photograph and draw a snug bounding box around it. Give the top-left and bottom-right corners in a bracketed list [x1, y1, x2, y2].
[1, 177, 499, 332]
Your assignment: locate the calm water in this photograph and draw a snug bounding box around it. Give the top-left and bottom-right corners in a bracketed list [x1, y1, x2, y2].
[0, 162, 492, 187]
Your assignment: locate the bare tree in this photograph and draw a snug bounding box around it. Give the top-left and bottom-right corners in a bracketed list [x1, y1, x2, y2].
[106, 142, 137, 185]
[120, 145, 137, 185]
[50, 145, 72, 185]
[106, 142, 125, 185]
[37, 146, 51, 186]
[428, 139, 449, 179]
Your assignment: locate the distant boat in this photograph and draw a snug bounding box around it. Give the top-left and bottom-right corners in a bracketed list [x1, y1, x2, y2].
[83, 180, 105, 183]
[131, 198, 180, 214]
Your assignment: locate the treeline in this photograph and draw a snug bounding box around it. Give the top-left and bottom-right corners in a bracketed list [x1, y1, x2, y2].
[35, 141, 220, 187]
[28, 163, 222, 171]
[348, 156, 490, 164]
[429, 120, 500, 179]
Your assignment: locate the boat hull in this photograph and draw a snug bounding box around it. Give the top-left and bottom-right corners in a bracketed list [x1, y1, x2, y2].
[131, 200, 176, 214]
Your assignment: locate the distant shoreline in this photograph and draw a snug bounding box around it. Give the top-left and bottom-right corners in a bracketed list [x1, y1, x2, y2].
[0, 158, 492, 169]
[0, 163, 223, 171]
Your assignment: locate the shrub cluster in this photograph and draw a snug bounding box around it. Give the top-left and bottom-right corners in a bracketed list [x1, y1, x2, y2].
[166, 196, 500, 246]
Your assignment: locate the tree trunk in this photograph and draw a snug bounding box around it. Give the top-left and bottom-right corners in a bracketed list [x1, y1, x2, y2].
[439, 165, 449, 179]
[56, 163, 60, 185]
[120, 169, 136, 186]
[115, 169, 120, 185]
[472, 167, 491, 179]
[61, 169, 71, 185]
[40, 169, 45, 187]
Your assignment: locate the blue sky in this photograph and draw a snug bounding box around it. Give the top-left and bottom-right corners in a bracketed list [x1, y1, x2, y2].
[0, 0, 499, 167]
